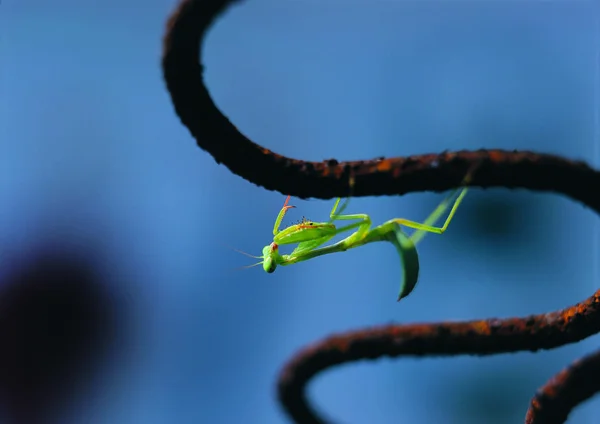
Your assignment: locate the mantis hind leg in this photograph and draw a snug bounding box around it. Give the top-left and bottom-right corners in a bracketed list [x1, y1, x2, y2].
[392, 185, 468, 245]
[401, 162, 478, 244]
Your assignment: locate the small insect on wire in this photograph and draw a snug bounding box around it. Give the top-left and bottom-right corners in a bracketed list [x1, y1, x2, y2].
[236, 165, 478, 301]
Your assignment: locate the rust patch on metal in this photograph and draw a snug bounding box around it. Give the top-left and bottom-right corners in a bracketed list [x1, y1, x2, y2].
[376, 159, 393, 172]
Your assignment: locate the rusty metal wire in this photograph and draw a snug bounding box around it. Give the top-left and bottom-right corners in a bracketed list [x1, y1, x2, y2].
[161, 0, 600, 422]
[526, 347, 600, 424]
[278, 293, 600, 424]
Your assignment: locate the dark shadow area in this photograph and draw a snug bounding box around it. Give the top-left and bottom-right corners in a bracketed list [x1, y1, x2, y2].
[0, 245, 128, 424]
[456, 191, 543, 247]
[436, 364, 546, 424]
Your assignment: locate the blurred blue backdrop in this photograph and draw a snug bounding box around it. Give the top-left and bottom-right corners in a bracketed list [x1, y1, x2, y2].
[3, 0, 600, 423]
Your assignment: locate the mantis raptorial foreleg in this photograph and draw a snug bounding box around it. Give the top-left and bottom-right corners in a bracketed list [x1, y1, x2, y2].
[273, 195, 296, 235]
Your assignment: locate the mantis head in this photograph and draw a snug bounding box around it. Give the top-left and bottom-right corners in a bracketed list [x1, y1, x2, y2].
[230, 242, 282, 272]
[262, 242, 281, 273]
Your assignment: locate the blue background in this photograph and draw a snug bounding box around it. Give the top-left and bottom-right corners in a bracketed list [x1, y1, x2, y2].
[3, 0, 600, 423]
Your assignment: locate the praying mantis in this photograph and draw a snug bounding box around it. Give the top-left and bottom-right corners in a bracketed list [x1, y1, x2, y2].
[240, 168, 476, 301]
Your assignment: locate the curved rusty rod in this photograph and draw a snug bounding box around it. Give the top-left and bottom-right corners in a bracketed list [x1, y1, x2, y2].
[278, 293, 600, 424]
[162, 0, 600, 205]
[525, 348, 600, 424]
[161, 0, 600, 422]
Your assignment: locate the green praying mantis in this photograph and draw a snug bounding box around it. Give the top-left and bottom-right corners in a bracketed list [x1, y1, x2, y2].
[239, 168, 476, 301]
